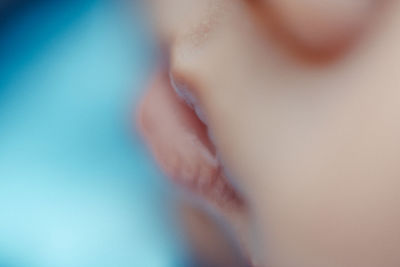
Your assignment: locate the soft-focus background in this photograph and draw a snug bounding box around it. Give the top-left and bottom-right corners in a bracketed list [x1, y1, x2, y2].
[0, 0, 189, 266]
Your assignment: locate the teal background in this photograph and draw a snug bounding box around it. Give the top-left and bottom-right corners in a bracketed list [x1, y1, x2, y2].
[0, 1, 186, 266]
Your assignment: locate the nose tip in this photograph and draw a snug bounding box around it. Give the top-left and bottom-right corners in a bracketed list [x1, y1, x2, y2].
[254, 0, 380, 55]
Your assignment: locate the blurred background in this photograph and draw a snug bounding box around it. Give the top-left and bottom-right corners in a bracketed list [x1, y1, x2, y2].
[0, 0, 249, 266]
[0, 0, 189, 266]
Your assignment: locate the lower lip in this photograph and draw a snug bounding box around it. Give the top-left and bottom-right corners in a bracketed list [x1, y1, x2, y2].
[137, 71, 241, 208]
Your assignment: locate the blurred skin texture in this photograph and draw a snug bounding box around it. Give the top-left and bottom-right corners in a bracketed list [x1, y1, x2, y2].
[138, 0, 400, 266]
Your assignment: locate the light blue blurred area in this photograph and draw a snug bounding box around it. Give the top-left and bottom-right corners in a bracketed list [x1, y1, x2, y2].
[0, 0, 186, 266]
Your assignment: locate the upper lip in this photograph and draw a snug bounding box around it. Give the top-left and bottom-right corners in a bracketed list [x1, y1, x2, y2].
[137, 70, 242, 209]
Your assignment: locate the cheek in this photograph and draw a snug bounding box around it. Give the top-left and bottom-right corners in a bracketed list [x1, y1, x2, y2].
[248, 88, 400, 267]
[257, 177, 400, 267]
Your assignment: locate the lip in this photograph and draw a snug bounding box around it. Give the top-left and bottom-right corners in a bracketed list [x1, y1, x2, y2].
[137, 70, 241, 208]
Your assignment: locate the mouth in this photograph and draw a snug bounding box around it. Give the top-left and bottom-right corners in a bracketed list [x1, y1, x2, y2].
[136, 70, 241, 209]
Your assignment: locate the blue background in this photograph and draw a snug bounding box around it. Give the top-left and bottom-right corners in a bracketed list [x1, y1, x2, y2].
[0, 1, 186, 266]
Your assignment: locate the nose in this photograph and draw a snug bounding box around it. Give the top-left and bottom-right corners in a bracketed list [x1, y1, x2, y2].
[252, 0, 381, 56]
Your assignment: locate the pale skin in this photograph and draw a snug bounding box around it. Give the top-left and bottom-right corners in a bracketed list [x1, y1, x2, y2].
[138, 1, 400, 266]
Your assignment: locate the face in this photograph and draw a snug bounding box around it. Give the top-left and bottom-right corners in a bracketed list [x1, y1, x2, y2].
[138, 1, 400, 266]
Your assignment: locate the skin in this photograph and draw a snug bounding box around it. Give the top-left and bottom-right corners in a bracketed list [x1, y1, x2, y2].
[138, 0, 400, 266]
